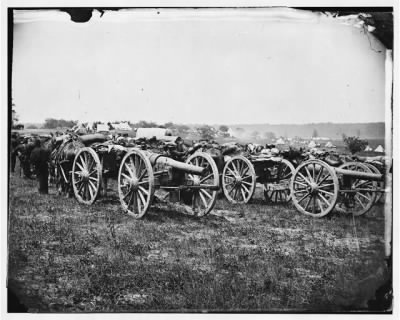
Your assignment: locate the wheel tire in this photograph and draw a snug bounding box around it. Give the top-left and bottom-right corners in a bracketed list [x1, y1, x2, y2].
[291, 159, 339, 218]
[72, 147, 102, 205]
[118, 149, 155, 219]
[335, 162, 377, 216]
[222, 155, 256, 204]
[185, 152, 219, 216]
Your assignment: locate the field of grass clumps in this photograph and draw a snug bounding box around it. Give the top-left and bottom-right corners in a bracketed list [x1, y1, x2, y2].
[8, 169, 390, 312]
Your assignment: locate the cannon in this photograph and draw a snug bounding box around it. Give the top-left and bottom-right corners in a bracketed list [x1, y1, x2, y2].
[290, 159, 384, 218]
[70, 144, 219, 218]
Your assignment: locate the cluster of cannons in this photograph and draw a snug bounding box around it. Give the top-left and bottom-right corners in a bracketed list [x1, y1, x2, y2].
[18, 132, 388, 219]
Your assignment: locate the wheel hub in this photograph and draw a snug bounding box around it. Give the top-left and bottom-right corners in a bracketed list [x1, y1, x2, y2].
[309, 182, 319, 195]
[233, 174, 243, 184]
[130, 177, 139, 191]
[81, 170, 89, 182]
[193, 176, 200, 186]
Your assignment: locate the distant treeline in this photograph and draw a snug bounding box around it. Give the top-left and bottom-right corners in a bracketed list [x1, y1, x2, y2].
[232, 122, 385, 139]
[24, 119, 386, 140]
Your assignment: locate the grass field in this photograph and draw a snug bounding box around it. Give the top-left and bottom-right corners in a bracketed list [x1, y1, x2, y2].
[7, 164, 391, 312]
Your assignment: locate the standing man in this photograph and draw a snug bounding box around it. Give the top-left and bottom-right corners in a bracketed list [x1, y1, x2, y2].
[10, 132, 19, 173]
[14, 137, 33, 178]
[30, 139, 50, 194]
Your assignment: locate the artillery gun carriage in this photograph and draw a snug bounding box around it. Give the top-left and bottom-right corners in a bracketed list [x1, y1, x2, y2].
[51, 134, 219, 218]
[290, 159, 385, 218]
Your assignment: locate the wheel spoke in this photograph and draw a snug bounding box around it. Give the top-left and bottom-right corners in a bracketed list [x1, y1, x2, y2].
[226, 167, 236, 177]
[297, 192, 311, 204]
[305, 166, 314, 183]
[241, 183, 250, 194]
[317, 173, 331, 186]
[87, 182, 94, 200]
[356, 191, 372, 202]
[314, 165, 323, 184]
[353, 180, 372, 189]
[89, 169, 98, 176]
[76, 161, 85, 172]
[89, 176, 98, 182]
[240, 187, 247, 202]
[297, 172, 312, 186]
[138, 179, 149, 185]
[294, 189, 308, 195]
[77, 180, 85, 195]
[354, 194, 367, 209]
[200, 174, 214, 184]
[294, 180, 308, 188]
[199, 191, 208, 209]
[241, 180, 253, 187]
[138, 186, 149, 196]
[304, 195, 313, 212]
[88, 180, 97, 194]
[123, 189, 132, 201]
[233, 186, 239, 200]
[127, 190, 134, 207]
[200, 189, 213, 200]
[231, 161, 240, 176]
[124, 163, 135, 179]
[129, 157, 137, 177]
[317, 197, 324, 213]
[121, 172, 131, 181]
[318, 189, 334, 197]
[136, 192, 143, 214]
[318, 193, 331, 207]
[319, 183, 335, 189]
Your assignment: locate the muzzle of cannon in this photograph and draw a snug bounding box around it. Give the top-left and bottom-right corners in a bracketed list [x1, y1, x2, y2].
[335, 167, 383, 181]
[147, 152, 205, 175]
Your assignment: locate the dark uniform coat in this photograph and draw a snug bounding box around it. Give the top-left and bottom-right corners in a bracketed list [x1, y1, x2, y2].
[30, 146, 50, 194]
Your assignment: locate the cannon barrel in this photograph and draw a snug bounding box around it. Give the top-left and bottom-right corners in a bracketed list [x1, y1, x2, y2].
[147, 153, 204, 175]
[335, 167, 383, 181]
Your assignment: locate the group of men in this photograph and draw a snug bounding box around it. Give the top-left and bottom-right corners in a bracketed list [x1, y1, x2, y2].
[10, 132, 50, 194]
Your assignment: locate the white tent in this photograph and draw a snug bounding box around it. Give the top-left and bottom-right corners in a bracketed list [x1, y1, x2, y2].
[308, 140, 316, 148]
[276, 138, 285, 145]
[364, 145, 373, 151]
[97, 124, 110, 132]
[374, 145, 384, 153]
[325, 141, 335, 148]
[112, 122, 132, 131]
[136, 128, 172, 139]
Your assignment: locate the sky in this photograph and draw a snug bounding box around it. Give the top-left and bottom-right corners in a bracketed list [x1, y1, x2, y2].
[12, 8, 388, 125]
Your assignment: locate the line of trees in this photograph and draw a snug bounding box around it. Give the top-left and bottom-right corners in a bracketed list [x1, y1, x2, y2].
[43, 118, 78, 129]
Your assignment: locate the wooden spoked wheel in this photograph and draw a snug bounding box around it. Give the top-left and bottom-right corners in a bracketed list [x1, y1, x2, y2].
[118, 150, 155, 219]
[72, 147, 102, 205]
[335, 162, 377, 216]
[264, 159, 295, 203]
[222, 155, 256, 204]
[291, 159, 339, 218]
[363, 162, 384, 204]
[185, 152, 219, 216]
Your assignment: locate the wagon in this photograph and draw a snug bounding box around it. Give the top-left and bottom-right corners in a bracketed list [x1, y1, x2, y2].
[290, 159, 384, 218]
[69, 140, 220, 218]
